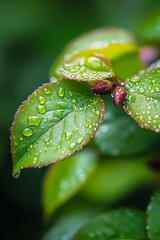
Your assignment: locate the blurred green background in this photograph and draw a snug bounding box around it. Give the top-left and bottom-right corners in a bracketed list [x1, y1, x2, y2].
[0, 0, 160, 239]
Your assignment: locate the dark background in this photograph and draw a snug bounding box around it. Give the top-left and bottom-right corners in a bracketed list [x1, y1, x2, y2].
[0, 0, 160, 239]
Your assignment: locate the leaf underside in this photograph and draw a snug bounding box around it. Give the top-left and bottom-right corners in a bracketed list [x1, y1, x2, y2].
[123, 60, 160, 133]
[11, 80, 104, 176]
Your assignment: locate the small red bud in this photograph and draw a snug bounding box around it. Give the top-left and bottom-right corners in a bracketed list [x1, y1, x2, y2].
[91, 80, 115, 95]
[113, 85, 126, 107]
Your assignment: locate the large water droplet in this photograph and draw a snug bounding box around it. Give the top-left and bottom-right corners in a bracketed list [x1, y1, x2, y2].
[37, 105, 46, 114]
[28, 116, 42, 126]
[38, 96, 46, 104]
[33, 157, 38, 164]
[77, 137, 84, 144]
[130, 75, 140, 83]
[84, 55, 108, 71]
[44, 88, 51, 95]
[65, 132, 72, 140]
[69, 142, 76, 150]
[22, 127, 34, 137]
[58, 87, 65, 97]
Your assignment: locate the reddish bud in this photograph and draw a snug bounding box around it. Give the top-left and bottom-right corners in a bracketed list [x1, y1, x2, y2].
[113, 85, 127, 107]
[91, 81, 115, 95]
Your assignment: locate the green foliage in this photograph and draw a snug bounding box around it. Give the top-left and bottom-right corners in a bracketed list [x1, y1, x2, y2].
[74, 208, 146, 240]
[42, 149, 97, 219]
[123, 60, 160, 132]
[11, 80, 103, 176]
[6, 4, 160, 239]
[147, 192, 160, 240]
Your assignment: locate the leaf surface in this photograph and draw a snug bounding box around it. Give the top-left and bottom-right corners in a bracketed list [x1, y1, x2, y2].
[123, 60, 160, 133]
[11, 80, 104, 176]
[93, 95, 159, 157]
[42, 149, 98, 218]
[147, 192, 160, 240]
[74, 208, 146, 240]
[50, 27, 138, 82]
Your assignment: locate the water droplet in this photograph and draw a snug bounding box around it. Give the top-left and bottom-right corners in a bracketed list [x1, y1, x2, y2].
[138, 88, 145, 93]
[50, 77, 57, 83]
[69, 142, 76, 150]
[130, 75, 140, 83]
[28, 116, 42, 126]
[65, 132, 72, 140]
[37, 105, 46, 114]
[19, 137, 23, 141]
[14, 141, 18, 146]
[85, 55, 108, 71]
[44, 88, 51, 95]
[22, 128, 34, 137]
[58, 87, 65, 97]
[13, 170, 21, 178]
[38, 96, 46, 104]
[150, 89, 155, 94]
[77, 137, 84, 144]
[33, 157, 38, 164]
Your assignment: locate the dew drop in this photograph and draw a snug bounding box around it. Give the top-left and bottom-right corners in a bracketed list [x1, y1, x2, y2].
[13, 170, 21, 179]
[58, 87, 65, 97]
[14, 141, 18, 146]
[37, 105, 46, 114]
[28, 116, 42, 126]
[130, 76, 140, 83]
[65, 132, 72, 140]
[69, 142, 76, 150]
[33, 157, 38, 164]
[19, 137, 23, 141]
[77, 137, 84, 144]
[50, 77, 57, 83]
[44, 88, 51, 95]
[138, 88, 145, 93]
[22, 128, 34, 137]
[38, 96, 46, 104]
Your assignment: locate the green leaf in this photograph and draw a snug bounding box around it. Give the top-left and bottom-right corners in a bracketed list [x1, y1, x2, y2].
[74, 208, 146, 240]
[93, 95, 159, 157]
[42, 149, 98, 218]
[50, 27, 138, 82]
[43, 195, 97, 240]
[123, 60, 160, 133]
[11, 80, 104, 177]
[81, 156, 154, 204]
[147, 192, 160, 240]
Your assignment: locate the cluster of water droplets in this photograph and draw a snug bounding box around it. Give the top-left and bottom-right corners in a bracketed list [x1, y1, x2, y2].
[125, 68, 160, 132]
[60, 54, 114, 81]
[12, 80, 103, 177]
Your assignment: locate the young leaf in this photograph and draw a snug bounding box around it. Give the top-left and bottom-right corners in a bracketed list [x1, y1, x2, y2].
[147, 192, 160, 240]
[123, 60, 160, 133]
[42, 149, 98, 219]
[93, 95, 159, 157]
[74, 208, 146, 240]
[11, 80, 104, 177]
[50, 27, 138, 82]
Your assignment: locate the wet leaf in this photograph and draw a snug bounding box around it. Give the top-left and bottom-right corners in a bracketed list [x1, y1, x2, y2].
[74, 208, 146, 240]
[81, 156, 154, 204]
[147, 192, 160, 240]
[11, 80, 104, 176]
[50, 27, 138, 82]
[123, 60, 160, 133]
[93, 95, 159, 157]
[42, 149, 98, 219]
